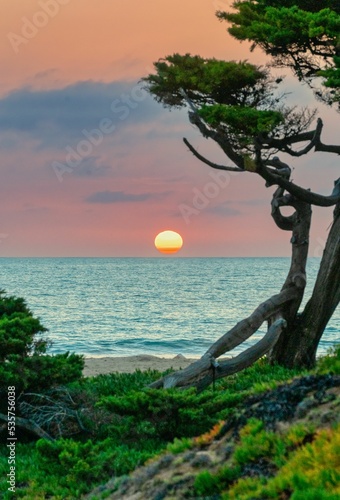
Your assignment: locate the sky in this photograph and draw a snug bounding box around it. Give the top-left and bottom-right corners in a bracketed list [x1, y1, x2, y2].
[0, 0, 339, 257]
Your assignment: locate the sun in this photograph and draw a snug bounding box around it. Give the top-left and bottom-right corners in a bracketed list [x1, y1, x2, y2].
[154, 230, 183, 254]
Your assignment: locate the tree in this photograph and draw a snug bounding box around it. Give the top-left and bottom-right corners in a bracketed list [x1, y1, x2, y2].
[218, 0, 340, 106]
[142, 1, 340, 390]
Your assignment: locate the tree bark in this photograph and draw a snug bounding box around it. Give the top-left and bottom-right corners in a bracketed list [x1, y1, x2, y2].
[269, 203, 340, 367]
[150, 319, 286, 391]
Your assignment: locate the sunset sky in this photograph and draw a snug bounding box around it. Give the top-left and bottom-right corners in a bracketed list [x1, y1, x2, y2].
[0, 0, 338, 257]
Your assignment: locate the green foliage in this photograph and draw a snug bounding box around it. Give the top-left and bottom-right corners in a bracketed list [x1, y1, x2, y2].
[0, 438, 152, 499]
[223, 5, 340, 50]
[0, 443, 48, 500]
[219, 1, 340, 100]
[316, 344, 340, 374]
[257, 0, 340, 13]
[220, 2, 340, 49]
[98, 387, 221, 442]
[226, 424, 340, 499]
[192, 420, 338, 499]
[143, 52, 312, 156]
[167, 436, 193, 454]
[0, 290, 83, 397]
[195, 466, 241, 496]
[0, 290, 47, 360]
[65, 358, 301, 449]
[143, 0, 340, 155]
[234, 418, 282, 465]
[199, 104, 283, 139]
[143, 54, 270, 109]
[194, 470, 221, 496]
[96, 361, 302, 445]
[0, 356, 302, 498]
[36, 438, 151, 495]
[0, 355, 318, 499]
[72, 368, 164, 397]
[216, 356, 306, 394]
[285, 422, 315, 448]
[320, 56, 340, 97]
[0, 352, 84, 396]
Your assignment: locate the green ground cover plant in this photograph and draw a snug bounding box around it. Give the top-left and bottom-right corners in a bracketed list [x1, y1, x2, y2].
[0, 353, 304, 498]
[0, 350, 335, 499]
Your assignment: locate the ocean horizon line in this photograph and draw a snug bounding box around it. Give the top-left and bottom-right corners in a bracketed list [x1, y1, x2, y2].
[0, 255, 321, 259]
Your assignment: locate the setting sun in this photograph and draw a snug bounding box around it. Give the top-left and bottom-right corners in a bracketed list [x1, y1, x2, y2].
[154, 230, 183, 254]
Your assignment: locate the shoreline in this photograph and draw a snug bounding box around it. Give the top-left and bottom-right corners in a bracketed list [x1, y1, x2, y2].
[81, 344, 339, 377]
[83, 354, 198, 377]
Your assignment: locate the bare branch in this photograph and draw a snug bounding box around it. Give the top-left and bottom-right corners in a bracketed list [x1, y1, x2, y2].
[179, 88, 245, 168]
[262, 117, 322, 154]
[0, 412, 54, 441]
[258, 165, 340, 207]
[315, 142, 340, 155]
[188, 111, 245, 168]
[277, 194, 311, 317]
[265, 157, 292, 181]
[282, 118, 323, 157]
[179, 87, 198, 114]
[271, 189, 295, 231]
[18, 388, 90, 438]
[183, 138, 244, 172]
[262, 118, 340, 156]
[211, 318, 286, 381]
[151, 319, 286, 391]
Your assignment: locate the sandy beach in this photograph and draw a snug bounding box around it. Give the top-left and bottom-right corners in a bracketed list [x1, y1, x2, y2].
[83, 354, 197, 377]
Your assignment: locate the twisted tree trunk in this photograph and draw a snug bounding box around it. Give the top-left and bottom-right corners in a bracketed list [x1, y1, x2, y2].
[270, 202, 340, 367]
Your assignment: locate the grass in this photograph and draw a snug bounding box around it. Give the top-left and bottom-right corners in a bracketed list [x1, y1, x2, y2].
[223, 423, 340, 499]
[191, 421, 340, 499]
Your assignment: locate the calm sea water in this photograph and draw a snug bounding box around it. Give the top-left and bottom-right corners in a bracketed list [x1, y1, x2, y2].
[0, 258, 338, 358]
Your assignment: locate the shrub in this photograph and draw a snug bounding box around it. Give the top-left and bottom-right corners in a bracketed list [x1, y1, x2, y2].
[194, 470, 220, 496]
[226, 424, 340, 499]
[167, 437, 193, 454]
[36, 437, 152, 496]
[234, 418, 282, 466]
[0, 290, 83, 404]
[194, 466, 241, 496]
[316, 344, 340, 375]
[98, 387, 227, 443]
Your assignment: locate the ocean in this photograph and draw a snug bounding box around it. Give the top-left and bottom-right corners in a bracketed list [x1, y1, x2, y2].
[0, 257, 339, 358]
